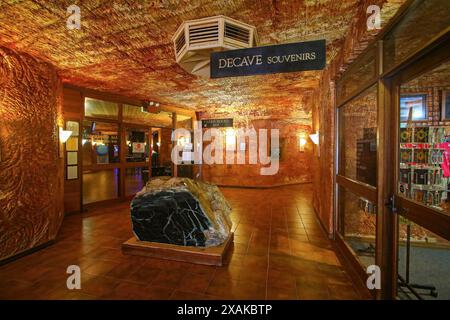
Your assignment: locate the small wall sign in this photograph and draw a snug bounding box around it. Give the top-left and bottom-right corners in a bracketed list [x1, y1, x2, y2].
[132, 142, 145, 153]
[202, 118, 233, 128]
[210, 39, 326, 78]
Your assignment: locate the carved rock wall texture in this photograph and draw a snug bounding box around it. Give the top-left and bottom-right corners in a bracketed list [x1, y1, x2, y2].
[311, 69, 335, 235]
[0, 46, 63, 261]
[0, 0, 362, 114]
[200, 117, 312, 187]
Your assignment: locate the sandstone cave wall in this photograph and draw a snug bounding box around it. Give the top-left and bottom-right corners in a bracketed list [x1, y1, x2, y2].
[0, 46, 63, 262]
[200, 118, 313, 187]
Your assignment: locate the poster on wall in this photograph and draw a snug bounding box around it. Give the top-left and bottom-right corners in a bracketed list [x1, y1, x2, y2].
[400, 94, 427, 121]
[66, 137, 78, 151]
[66, 121, 79, 136]
[132, 142, 145, 153]
[67, 151, 78, 165]
[67, 166, 78, 180]
[96, 144, 108, 156]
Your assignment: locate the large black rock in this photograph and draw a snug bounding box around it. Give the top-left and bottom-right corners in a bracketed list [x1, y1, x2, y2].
[130, 177, 232, 247]
[131, 189, 213, 246]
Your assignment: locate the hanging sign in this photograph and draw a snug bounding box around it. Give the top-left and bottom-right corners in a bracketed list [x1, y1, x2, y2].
[210, 39, 326, 78]
[202, 118, 233, 128]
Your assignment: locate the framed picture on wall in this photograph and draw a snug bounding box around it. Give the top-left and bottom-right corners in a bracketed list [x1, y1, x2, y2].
[400, 94, 427, 121]
[67, 166, 78, 180]
[67, 151, 78, 165]
[441, 90, 450, 120]
[66, 121, 79, 136]
[66, 137, 78, 151]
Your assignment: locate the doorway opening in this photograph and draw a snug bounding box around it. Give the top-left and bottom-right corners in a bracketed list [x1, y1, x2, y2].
[81, 97, 179, 206]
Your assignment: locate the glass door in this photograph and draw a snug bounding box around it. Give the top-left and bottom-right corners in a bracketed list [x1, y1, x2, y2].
[335, 43, 380, 296]
[123, 125, 152, 197]
[81, 119, 120, 205]
[337, 84, 378, 268]
[392, 50, 450, 299]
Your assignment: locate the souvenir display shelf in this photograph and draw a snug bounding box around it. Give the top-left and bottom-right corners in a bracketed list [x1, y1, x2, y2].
[399, 126, 450, 210]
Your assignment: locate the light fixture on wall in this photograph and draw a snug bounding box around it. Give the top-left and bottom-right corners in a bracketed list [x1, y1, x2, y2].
[59, 127, 73, 159]
[309, 130, 320, 157]
[309, 131, 319, 145]
[225, 128, 236, 151]
[59, 127, 73, 143]
[298, 136, 307, 152]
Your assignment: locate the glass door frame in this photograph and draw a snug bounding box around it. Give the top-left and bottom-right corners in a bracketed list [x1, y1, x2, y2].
[334, 42, 381, 300]
[81, 93, 175, 207]
[121, 123, 153, 200]
[386, 33, 450, 299]
[82, 104, 122, 207]
[334, 0, 450, 298]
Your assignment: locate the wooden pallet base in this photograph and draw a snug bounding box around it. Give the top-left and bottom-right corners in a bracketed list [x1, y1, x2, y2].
[121, 233, 234, 266]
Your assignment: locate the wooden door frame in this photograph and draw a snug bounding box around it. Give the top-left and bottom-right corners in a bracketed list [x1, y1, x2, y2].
[80, 93, 175, 207]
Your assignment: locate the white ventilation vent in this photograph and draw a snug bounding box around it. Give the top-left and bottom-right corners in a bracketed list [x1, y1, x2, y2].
[224, 22, 250, 47]
[175, 31, 186, 56]
[189, 20, 219, 47]
[172, 16, 258, 78]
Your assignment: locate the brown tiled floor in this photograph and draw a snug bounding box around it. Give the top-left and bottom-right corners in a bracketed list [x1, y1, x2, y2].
[0, 184, 362, 300]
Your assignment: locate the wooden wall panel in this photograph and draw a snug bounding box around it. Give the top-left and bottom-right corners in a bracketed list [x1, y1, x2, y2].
[62, 87, 83, 214]
[0, 46, 63, 262]
[62, 87, 83, 120]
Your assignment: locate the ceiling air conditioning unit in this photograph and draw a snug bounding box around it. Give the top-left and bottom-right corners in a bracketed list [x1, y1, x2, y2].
[172, 15, 258, 78]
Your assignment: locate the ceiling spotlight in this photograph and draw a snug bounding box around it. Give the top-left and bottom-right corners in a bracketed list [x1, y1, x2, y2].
[149, 101, 154, 106]
[155, 103, 160, 107]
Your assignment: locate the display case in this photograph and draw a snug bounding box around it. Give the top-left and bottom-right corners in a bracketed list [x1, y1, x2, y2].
[398, 126, 450, 210]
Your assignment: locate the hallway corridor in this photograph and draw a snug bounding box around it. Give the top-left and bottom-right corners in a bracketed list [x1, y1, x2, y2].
[0, 184, 362, 300]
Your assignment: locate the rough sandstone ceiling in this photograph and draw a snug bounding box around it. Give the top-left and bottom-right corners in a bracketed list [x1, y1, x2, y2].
[0, 0, 404, 124]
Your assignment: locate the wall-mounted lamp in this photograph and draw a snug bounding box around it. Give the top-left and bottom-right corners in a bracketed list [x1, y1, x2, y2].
[298, 137, 307, 152]
[225, 128, 236, 149]
[309, 131, 319, 145]
[309, 130, 320, 157]
[59, 127, 73, 143]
